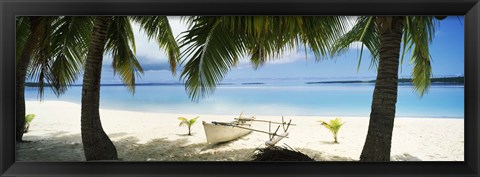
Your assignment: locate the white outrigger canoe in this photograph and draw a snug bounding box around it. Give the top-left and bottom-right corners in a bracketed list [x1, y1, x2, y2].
[202, 121, 252, 144]
[202, 115, 294, 145]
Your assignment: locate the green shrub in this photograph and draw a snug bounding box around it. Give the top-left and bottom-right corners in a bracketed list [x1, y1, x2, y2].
[319, 118, 345, 143]
[24, 114, 36, 133]
[178, 116, 199, 136]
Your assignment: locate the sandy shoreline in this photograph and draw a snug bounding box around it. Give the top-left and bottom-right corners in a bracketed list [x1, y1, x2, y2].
[17, 101, 464, 161]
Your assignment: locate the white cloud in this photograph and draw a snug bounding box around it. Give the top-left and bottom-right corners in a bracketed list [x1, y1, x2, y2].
[131, 24, 167, 63]
[265, 49, 309, 64]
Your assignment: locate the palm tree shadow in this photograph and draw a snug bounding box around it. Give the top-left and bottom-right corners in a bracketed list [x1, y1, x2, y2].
[200, 141, 232, 151]
[391, 153, 422, 161]
[17, 131, 352, 162]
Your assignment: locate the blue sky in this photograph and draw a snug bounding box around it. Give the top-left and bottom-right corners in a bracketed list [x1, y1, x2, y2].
[99, 16, 464, 84]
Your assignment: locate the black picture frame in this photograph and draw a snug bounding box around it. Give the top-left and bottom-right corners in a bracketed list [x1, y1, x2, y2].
[1, 0, 479, 176]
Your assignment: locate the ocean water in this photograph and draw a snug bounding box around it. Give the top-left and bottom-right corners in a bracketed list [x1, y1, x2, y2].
[25, 83, 465, 118]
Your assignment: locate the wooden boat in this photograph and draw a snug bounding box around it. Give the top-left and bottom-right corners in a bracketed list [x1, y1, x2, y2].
[202, 121, 252, 144]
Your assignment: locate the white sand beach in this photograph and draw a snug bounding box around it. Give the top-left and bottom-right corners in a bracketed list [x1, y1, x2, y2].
[17, 101, 464, 161]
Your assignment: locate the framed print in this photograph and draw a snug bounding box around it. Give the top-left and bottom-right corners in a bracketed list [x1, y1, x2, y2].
[1, 0, 479, 176]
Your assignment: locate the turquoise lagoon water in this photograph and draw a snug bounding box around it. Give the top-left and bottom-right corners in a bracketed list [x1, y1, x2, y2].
[25, 82, 464, 118]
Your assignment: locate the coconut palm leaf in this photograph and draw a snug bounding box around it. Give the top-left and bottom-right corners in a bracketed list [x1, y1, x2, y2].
[178, 117, 188, 126]
[297, 16, 351, 61]
[105, 16, 143, 94]
[16, 17, 31, 64]
[403, 16, 438, 96]
[332, 16, 380, 71]
[49, 16, 94, 96]
[26, 16, 94, 99]
[25, 114, 36, 124]
[229, 16, 350, 67]
[27, 17, 58, 99]
[180, 17, 246, 101]
[131, 16, 180, 74]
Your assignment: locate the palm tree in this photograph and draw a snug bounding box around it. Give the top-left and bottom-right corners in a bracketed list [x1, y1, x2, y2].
[80, 16, 179, 160]
[16, 16, 42, 142]
[178, 16, 442, 161]
[332, 16, 441, 161]
[15, 16, 93, 142]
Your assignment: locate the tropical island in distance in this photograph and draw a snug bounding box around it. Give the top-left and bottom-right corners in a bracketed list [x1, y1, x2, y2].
[25, 76, 464, 87]
[305, 76, 464, 85]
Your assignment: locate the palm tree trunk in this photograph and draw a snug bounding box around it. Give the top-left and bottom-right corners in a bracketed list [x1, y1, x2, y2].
[360, 16, 405, 161]
[16, 17, 41, 142]
[81, 16, 118, 160]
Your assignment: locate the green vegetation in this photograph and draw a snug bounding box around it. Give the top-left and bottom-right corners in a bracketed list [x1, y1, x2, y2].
[306, 76, 464, 85]
[79, 16, 179, 160]
[24, 114, 36, 133]
[331, 16, 450, 161]
[241, 82, 265, 85]
[178, 116, 199, 136]
[405, 76, 464, 83]
[319, 118, 345, 143]
[25, 82, 53, 87]
[16, 17, 91, 142]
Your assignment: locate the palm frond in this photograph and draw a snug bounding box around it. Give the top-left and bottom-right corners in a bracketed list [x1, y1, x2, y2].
[106, 16, 143, 94]
[25, 114, 36, 123]
[188, 116, 199, 125]
[131, 16, 180, 74]
[238, 16, 350, 67]
[16, 16, 31, 64]
[28, 17, 58, 99]
[24, 16, 94, 99]
[403, 16, 438, 96]
[178, 117, 188, 126]
[179, 17, 246, 101]
[331, 16, 380, 71]
[300, 16, 351, 61]
[49, 16, 94, 96]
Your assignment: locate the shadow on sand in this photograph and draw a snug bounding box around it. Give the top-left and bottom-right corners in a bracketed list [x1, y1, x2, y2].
[17, 131, 353, 161]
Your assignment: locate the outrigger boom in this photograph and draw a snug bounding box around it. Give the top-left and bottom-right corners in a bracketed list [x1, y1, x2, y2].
[212, 121, 289, 138]
[234, 118, 297, 126]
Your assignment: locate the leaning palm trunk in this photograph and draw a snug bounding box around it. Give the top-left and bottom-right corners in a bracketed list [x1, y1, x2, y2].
[15, 17, 41, 142]
[81, 16, 118, 160]
[360, 16, 405, 161]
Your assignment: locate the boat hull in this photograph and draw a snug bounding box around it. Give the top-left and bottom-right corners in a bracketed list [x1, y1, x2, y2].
[202, 121, 251, 144]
